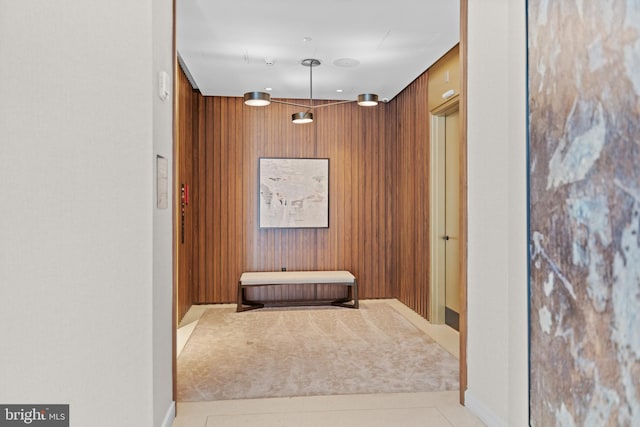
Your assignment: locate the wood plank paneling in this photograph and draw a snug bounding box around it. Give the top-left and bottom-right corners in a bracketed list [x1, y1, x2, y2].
[178, 95, 396, 304]
[175, 65, 199, 321]
[177, 62, 437, 320]
[392, 70, 432, 320]
[195, 94, 205, 302]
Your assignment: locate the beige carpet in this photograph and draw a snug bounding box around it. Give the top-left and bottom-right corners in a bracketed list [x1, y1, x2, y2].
[177, 302, 459, 401]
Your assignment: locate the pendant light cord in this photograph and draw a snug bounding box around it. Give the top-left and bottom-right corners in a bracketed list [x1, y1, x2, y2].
[308, 61, 313, 112]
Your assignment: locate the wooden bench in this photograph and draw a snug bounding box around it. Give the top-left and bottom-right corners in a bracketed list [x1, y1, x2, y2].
[237, 271, 358, 312]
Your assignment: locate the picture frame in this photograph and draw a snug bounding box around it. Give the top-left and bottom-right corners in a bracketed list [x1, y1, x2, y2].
[258, 157, 329, 229]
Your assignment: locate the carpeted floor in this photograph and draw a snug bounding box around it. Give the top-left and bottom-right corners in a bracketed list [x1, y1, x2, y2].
[177, 301, 459, 402]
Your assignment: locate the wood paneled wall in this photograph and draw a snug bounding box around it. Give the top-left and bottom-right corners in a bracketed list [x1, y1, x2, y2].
[175, 66, 200, 320]
[176, 64, 433, 321]
[391, 71, 431, 319]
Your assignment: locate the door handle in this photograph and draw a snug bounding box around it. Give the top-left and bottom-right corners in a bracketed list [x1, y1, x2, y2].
[442, 235, 450, 241]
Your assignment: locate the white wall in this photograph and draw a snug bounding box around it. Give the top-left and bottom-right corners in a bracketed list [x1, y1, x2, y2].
[152, 0, 176, 425]
[504, 1, 529, 424]
[0, 1, 173, 426]
[0, 0, 529, 425]
[466, 0, 528, 426]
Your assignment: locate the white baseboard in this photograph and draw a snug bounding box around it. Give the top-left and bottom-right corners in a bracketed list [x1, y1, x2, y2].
[161, 401, 175, 427]
[465, 390, 507, 427]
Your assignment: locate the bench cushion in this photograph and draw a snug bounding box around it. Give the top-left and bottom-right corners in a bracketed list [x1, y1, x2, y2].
[240, 270, 355, 285]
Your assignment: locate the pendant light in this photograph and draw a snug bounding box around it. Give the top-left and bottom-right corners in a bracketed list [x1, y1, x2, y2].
[243, 58, 379, 124]
[291, 58, 319, 124]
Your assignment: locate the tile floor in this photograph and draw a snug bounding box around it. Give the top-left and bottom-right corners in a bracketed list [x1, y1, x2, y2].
[172, 299, 485, 427]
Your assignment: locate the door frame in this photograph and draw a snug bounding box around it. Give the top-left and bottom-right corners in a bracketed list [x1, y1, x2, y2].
[429, 112, 447, 324]
[459, 0, 468, 404]
[428, 0, 468, 404]
[430, 99, 467, 404]
[429, 102, 460, 325]
[171, 0, 470, 407]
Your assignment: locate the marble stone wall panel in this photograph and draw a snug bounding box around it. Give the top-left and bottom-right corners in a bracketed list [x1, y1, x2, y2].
[528, 0, 640, 425]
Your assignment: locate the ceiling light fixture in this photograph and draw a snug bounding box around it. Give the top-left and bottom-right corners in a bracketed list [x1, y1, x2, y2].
[292, 111, 313, 124]
[243, 58, 379, 124]
[243, 91, 271, 106]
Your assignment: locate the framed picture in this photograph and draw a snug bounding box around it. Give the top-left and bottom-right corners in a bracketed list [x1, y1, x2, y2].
[259, 157, 329, 229]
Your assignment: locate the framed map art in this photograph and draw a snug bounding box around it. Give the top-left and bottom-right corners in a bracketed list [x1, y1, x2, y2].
[258, 157, 329, 229]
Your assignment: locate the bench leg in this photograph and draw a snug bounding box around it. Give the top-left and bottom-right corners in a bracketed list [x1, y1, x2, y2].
[236, 283, 265, 312]
[236, 281, 243, 312]
[353, 279, 359, 308]
[330, 280, 359, 309]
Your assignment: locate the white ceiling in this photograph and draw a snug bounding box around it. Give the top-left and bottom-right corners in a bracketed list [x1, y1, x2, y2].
[176, 0, 460, 103]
